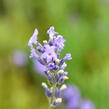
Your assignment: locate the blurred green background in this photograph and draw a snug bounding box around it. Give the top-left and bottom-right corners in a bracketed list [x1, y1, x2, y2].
[0, 0, 109, 109]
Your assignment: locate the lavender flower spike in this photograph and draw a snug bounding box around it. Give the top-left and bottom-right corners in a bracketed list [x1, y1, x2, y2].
[28, 26, 72, 108]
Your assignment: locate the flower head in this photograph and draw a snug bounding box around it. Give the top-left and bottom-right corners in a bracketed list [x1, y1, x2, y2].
[41, 44, 57, 63]
[28, 26, 72, 108]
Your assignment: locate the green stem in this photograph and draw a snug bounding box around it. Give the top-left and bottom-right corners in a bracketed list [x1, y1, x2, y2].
[48, 105, 54, 109]
[48, 73, 57, 109]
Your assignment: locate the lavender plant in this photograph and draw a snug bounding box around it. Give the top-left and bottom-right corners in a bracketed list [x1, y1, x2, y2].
[28, 26, 72, 108]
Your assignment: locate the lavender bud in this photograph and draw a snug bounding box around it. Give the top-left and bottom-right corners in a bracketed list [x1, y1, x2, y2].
[63, 72, 68, 76]
[63, 76, 69, 80]
[55, 73, 60, 82]
[55, 59, 60, 64]
[60, 84, 67, 91]
[43, 40, 48, 44]
[57, 70, 64, 74]
[45, 88, 52, 98]
[55, 88, 61, 98]
[42, 82, 48, 89]
[48, 63, 58, 71]
[61, 62, 67, 69]
[52, 98, 62, 107]
[47, 73, 53, 84]
[63, 53, 72, 61]
[58, 77, 64, 84]
[59, 59, 64, 66]
[52, 101, 59, 107]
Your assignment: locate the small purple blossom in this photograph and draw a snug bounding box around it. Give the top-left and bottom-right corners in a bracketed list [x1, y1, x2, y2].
[28, 26, 72, 108]
[52, 100, 59, 107]
[55, 88, 61, 98]
[54, 35, 65, 51]
[47, 26, 58, 39]
[28, 29, 38, 47]
[45, 88, 52, 98]
[36, 42, 44, 53]
[63, 53, 72, 60]
[41, 45, 57, 63]
[29, 48, 39, 58]
[48, 62, 58, 71]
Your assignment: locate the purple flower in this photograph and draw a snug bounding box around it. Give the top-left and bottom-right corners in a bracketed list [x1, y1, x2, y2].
[63, 53, 72, 61]
[54, 35, 65, 51]
[80, 99, 95, 109]
[48, 63, 58, 71]
[45, 88, 52, 98]
[55, 70, 68, 83]
[47, 26, 58, 39]
[52, 101, 59, 107]
[55, 88, 61, 98]
[28, 29, 38, 47]
[36, 42, 44, 53]
[28, 26, 72, 108]
[47, 73, 53, 83]
[41, 45, 57, 63]
[52, 98, 62, 107]
[29, 48, 39, 59]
